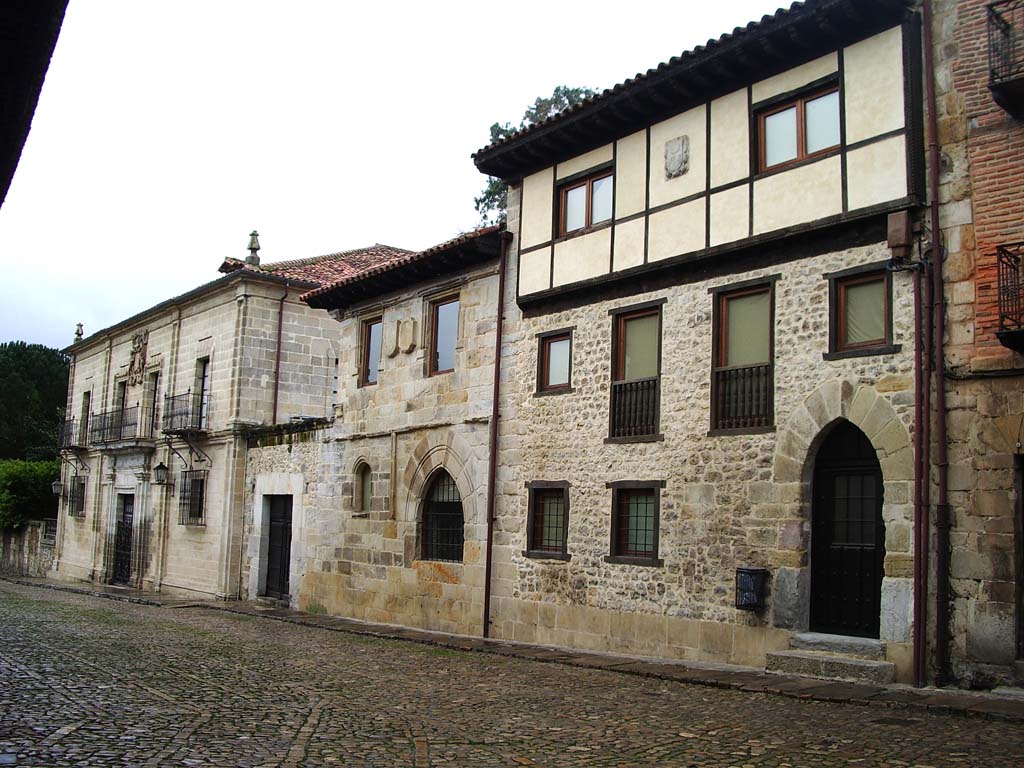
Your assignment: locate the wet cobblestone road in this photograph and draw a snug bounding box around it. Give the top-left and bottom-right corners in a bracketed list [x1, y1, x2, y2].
[1, 582, 1023, 767]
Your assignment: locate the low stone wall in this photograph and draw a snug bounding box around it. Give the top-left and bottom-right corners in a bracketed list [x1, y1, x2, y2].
[1, 521, 56, 577]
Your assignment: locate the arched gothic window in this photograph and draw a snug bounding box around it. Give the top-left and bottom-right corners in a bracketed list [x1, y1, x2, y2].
[422, 470, 463, 562]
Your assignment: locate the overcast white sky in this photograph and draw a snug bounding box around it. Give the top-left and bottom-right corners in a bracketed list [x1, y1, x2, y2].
[0, 0, 783, 349]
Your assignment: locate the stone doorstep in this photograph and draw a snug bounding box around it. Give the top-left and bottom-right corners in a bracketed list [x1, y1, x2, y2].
[789, 631, 886, 659]
[765, 649, 897, 685]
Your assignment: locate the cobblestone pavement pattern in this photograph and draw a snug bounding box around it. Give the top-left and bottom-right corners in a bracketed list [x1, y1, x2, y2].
[1, 582, 1023, 767]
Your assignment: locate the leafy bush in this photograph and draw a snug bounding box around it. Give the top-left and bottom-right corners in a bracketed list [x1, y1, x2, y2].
[0, 460, 59, 531]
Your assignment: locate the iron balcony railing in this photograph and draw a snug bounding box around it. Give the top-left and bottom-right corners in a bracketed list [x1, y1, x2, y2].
[989, 0, 1024, 86]
[58, 419, 78, 449]
[713, 363, 773, 431]
[87, 405, 155, 444]
[162, 391, 207, 433]
[609, 377, 660, 439]
[998, 242, 1024, 331]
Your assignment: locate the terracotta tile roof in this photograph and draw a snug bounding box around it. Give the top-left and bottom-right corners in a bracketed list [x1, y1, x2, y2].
[219, 244, 415, 287]
[302, 225, 504, 305]
[472, 0, 912, 178]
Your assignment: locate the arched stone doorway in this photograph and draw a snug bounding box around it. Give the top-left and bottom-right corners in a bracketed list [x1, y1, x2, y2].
[810, 420, 885, 638]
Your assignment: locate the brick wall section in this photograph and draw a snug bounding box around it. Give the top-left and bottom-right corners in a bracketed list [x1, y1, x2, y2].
[936, 0, 1024, 361]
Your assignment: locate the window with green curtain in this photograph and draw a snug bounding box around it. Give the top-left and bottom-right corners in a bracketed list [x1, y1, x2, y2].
[621, 312, 659, 380]
[724, 290, 770, 367]
[843, 278, 885, 346]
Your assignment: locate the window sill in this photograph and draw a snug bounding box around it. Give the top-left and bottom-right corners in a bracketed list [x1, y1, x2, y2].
[351, 512, 370, 519]
[707, 425, 775, 437]
[822, 344, 902, 361]
[523, 550, 571, 562]
[604, 555, 664, 567]
[604, 433, 664, 444]
[534, 387, 575, 398]
[553, 220, 612, 245]
[753, 146, 841, 180]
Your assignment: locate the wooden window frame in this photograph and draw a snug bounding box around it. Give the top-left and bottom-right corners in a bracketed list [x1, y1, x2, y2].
[428, 295, 459, 376]
[557, 170, 613, 237]
[823, 263, 900, 360]
[607, 299, 665, 443]
[709, 276, 778, 435]
[604, 480, 665, 567]
[524, 481, 571, 561]
[536, 328, 574, 395]
[359, 316, 383, 387]
[757, 86, 840, 172]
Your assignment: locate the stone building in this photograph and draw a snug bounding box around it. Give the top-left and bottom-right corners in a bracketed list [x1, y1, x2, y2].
[474, 0, 930, 684]
[926, 0, 1024, 686]
[53, 237, 411, 598]
[239, 227, 504, 634]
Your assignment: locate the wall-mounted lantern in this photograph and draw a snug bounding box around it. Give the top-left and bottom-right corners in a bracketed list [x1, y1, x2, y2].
[735, 567, 769, 611]
[153, 462, 169, 485]
[50, 479, 63, 498]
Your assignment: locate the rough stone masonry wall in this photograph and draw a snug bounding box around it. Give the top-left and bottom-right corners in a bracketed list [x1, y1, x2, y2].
[241, 266, 499, 635]
[932, 0, 1024, 685]
[490, 187, 920, 678]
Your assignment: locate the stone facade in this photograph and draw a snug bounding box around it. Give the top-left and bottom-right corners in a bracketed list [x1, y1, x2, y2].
[55, 271, 338, 599]
[928, 0, 1024, 685]
[241, 258, 500, 635]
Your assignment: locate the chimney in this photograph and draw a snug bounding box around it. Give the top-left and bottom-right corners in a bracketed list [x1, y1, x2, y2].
[74, 323, 84, 343]
[246, 230, 261, 266]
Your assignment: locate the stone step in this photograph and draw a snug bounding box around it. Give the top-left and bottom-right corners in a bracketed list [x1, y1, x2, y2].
[789, 632, 886, 659]
[766, 650, 896, 684]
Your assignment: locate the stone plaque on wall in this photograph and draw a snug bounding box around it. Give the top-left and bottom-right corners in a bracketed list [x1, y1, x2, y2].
[665, 135, 689, 179]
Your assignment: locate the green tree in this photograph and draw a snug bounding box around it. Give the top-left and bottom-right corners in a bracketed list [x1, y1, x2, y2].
[0, 342, 69, 460]
[475, 85, 598, 224]
[0, 459, 59, 530]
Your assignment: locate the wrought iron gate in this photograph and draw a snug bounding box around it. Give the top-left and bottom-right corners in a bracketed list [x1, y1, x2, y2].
[113, 494, 134, 584]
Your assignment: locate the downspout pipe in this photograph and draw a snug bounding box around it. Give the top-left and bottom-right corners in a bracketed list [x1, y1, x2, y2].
[272, 286, 289, 425]
[912, 264, 925, 687]
[482, 230, 512, 639]
[922, 0, 951, 686]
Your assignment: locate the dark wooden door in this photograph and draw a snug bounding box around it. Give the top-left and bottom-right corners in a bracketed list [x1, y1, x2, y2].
[265, 495, 292, 599]
[113, 494, 134, 585]
[811, 422, 885, 638]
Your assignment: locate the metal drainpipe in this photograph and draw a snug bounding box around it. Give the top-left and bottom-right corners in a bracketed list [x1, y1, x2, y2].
[482, 231, 512, 639]
[922, 0, 951, 686]
[272, 287, 289, 424]
[912, 265, 925, 687]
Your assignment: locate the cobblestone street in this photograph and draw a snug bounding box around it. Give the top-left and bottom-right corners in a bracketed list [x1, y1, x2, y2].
[0, 582, 1022, 768]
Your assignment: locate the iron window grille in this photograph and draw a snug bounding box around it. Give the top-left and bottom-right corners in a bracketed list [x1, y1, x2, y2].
[605, 481, 664, 566]
[989, 1, 1024, 87]
[68, 476, 86, 517]
[42, 517, 58, 543]
[179, 470, 207, 526]
[525, 482, 570, 559]
[998, 242, 1024, 332]
[421, 471, 464, 562]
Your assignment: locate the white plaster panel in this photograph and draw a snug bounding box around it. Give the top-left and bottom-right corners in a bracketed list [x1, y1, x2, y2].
[613, 218, 645, 272]
[518, 247, 552, 296]
[709, 185, 750, 248]
[556, 143, 613, 180]
[520, 168, 554, 249]
[753, 155, 842, 235]
[710, 89, 750, 187]
[647, 198, 706, 263]
[846, 135, 908, 211]
[615, 130, 647, 219]
[751, 52, 838, 103]
[552, 228, 612, 286]
[649, 105, 707, 208]
[844, 26, 905, 145]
